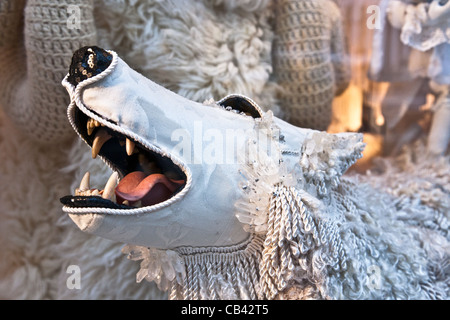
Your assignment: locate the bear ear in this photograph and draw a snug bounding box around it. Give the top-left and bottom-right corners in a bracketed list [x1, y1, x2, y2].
[299, 131, 366, 197]
[217, 94, 264, 119]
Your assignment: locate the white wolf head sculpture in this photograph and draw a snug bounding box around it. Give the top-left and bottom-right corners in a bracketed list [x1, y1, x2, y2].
[60, 47, 448, 300]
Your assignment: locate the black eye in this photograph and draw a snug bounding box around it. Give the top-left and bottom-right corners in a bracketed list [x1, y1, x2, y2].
[217, 95, 263, 119]
[67, 46, 113, 87]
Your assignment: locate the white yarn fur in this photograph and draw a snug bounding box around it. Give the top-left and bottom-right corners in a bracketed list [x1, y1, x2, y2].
[94, 0, 278, 108]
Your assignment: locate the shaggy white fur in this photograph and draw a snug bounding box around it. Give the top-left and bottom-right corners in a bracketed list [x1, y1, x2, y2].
[94, 0, 278, 107]
[343, 140, 449, 299]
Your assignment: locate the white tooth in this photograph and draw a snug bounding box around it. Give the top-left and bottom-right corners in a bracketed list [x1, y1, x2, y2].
[94, 120, 100, 127]
[134, 200, 142, 208]
[126, 138, 135, 156]
[92, 128, 112, 159]
[79, 172, 90, 191]
[75, 189, 85, 196]
[87, 119, 94, 135]
[102, 172, 118, 200]
[122, 200, 130, 206]
[92, 189, 100, 196]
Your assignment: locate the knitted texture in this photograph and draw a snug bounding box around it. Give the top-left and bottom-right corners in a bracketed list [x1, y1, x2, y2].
[0, 0, 97, 143]
[272, 0, 350, 131]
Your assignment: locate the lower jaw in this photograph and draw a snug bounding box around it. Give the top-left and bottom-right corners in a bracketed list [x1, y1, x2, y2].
[61, 170, 186, 211]
[60, 195, 132, 210]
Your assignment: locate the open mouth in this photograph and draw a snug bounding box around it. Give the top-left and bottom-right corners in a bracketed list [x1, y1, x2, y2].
[60, 46, 262, 213]
[60, 109, 187, 211]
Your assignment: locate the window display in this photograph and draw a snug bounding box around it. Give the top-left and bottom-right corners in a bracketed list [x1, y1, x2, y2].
[0, 0, 448, 301]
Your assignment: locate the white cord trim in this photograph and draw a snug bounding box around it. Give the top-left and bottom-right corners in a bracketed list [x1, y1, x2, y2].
[217, 94, 265, 118]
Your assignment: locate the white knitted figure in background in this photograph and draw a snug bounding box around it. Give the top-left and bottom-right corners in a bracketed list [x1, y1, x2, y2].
[0, 0, 97, 143]
[272, 0, 350, 131]
[428, 81, 450, 155]
[371, 0, 450, 155]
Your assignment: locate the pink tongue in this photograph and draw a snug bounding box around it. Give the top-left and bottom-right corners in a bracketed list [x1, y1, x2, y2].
[115, 171, 185, 206]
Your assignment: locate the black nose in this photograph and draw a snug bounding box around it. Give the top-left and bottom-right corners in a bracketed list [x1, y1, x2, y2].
[67, 46, 113, 87]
